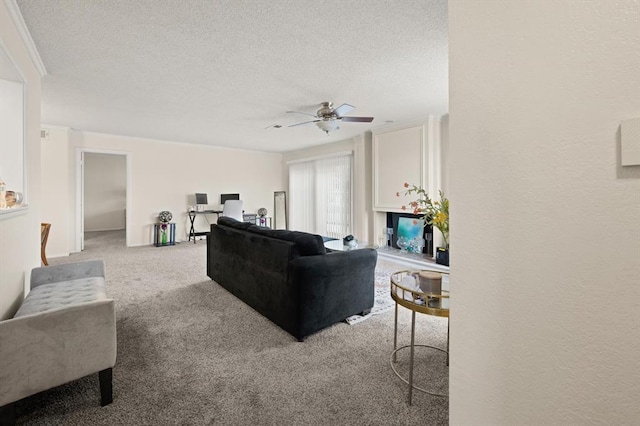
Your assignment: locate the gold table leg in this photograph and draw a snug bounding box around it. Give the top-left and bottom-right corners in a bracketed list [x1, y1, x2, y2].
[389, 304, 449, 401]
[408, 310, 416, 404]
[393, 302, 398, 363]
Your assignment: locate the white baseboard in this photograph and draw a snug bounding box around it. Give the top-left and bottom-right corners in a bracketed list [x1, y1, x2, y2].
[48, 252, 70, 259]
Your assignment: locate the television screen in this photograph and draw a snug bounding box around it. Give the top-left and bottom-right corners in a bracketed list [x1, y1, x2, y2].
[220, 193, 240, 204]
[195, 193, 208, 205]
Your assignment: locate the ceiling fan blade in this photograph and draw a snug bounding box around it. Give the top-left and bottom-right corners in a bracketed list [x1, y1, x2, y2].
[286, 110, 318, 118]
[333, 103, 355, 118]
[340, 116, 374, 123]
[288, 119, 321, 127]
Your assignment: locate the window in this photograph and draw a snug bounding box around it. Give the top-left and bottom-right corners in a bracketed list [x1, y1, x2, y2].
[289, 154, 352, 239]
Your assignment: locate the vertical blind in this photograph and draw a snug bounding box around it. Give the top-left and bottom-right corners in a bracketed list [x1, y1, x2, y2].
[289, 154, 352, 239]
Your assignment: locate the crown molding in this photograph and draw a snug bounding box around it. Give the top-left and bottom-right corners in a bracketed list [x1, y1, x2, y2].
[3, 0, 47, 77]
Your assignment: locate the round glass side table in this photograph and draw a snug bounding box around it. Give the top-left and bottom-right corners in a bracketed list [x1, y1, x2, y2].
[390, 270, 450, 404]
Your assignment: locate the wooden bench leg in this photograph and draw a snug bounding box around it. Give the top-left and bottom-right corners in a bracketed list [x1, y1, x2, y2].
[0, 402, 16, 426]
[99, 368, 113, 406]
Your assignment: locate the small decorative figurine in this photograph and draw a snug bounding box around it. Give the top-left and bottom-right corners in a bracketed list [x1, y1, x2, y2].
[158, 211, 172, 223]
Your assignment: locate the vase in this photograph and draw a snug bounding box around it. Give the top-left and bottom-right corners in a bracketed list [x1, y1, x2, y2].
[397, 237, 409, 252]
[435, 247, 449, 266]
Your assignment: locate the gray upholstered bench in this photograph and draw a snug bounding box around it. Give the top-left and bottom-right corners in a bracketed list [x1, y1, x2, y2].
[0, 260, 116, 424]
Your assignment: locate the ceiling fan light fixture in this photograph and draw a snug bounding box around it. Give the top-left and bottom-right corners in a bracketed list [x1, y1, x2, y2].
[316, 120, 340, 134]
[288, 101, 373, 133]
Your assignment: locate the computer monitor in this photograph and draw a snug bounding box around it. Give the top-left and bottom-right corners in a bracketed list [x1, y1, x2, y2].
[195, 193, 208, 205]
[220, 193, 240, 204]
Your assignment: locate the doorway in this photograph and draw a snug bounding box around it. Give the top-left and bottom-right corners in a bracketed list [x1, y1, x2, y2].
[75, 149, 131, 251]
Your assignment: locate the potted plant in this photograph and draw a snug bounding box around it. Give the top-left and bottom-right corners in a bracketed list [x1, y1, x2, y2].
[397, 183, 450, 266]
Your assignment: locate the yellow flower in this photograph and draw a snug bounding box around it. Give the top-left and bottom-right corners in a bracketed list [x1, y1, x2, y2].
[433, 211, 447, 227]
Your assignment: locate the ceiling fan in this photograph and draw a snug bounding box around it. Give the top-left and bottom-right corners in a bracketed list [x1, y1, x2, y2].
[287, 102, 374, 134]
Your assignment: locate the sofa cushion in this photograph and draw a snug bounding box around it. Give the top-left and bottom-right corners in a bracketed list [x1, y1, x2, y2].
[14, 277, 107, 318]
[217, 216, 253, 230]
[246, 226, 326, 256]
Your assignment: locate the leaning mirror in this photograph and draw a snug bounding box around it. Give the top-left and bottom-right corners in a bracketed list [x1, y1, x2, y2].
[273, 191, 287, 230]
[0, 41, 27, 217]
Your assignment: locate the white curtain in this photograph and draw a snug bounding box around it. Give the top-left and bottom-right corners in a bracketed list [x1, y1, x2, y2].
[289, 161, 315, 233]
[289, 154, 352, 238]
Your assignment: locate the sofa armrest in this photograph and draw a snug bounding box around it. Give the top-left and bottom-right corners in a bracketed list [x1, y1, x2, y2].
[0, 299, 116, 407]
[289, 249, 378, 297]
[289, 248, 378, 338]
[30, 259, 105, 290]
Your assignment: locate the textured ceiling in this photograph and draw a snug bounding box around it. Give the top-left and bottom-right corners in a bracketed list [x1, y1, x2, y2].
[16, 0, 448, 153]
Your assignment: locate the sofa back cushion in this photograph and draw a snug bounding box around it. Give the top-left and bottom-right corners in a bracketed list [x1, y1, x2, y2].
[216, 216, 325, 256]
[246, 226, 325, 256]
[217, 216, 253, 230]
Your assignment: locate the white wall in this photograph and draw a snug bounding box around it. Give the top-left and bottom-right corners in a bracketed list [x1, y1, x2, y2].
[41, 127, 70, 258]
[42, 131, 284, 249]
[84, 153, 126, 232]
[0, 2, 42, 319]
[449, 1, 640, 424]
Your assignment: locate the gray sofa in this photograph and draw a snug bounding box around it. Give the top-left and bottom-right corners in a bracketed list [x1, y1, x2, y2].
[207, 217, 378, 341]
[0, 260, 116, 424]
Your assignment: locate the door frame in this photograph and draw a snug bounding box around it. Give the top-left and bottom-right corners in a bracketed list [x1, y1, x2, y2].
[75, 148, 132, 252]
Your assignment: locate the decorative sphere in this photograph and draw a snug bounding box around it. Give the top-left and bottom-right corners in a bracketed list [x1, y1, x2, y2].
[258, 207, 268, 217]
[158, 211, 172, 223]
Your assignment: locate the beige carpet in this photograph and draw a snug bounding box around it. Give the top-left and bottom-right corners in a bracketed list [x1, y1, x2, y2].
[16, 230, 449, 425]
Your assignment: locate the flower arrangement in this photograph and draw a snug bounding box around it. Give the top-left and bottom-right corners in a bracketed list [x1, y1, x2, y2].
[397, 182, 449, 249]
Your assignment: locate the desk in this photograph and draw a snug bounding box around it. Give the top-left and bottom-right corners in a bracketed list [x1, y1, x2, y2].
[188, 210, 221, 243]
[390, 269, 449, 404]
